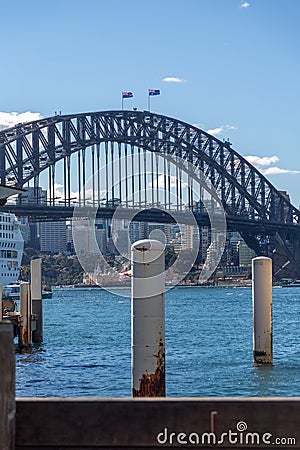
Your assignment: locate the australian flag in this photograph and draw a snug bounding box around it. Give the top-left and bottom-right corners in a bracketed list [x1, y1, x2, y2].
[149, 89, 160, 96]
[122, 91, 133, 98]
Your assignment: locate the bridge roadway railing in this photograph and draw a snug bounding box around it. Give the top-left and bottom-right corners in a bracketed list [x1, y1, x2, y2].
[2, 203, 300, 234]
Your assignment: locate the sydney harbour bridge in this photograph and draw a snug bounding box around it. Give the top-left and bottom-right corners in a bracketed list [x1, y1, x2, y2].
[0, 109, 300, 279]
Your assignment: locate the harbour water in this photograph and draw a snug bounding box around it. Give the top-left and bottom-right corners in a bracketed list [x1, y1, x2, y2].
[15, 286, 300, 398]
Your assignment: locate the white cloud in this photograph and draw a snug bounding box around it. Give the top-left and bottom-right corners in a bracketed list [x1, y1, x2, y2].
[240, 2, 250, 8]
[244, 155, 300, 175]
[163, 77, 186, 83]
[50, 184, 107, 203]
[244, 155, 279, 167]
[207, 127, 223, 135]
[149, 174, 188, 188]
[261, 167, 300, 176]
[49, 183, 78, 202]
[207, 124, 238, 136]
[0, 111, 43, 131]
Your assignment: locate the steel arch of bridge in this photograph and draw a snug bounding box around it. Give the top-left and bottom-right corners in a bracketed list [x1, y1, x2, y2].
[0, 109, 300, 278]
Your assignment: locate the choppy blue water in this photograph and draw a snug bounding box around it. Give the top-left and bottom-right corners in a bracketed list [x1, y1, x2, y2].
[15, 286, 300, 397]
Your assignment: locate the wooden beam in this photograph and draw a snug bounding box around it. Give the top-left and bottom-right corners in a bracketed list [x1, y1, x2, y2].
[16, 397, 300, 448]
[0, 322, 15, 450]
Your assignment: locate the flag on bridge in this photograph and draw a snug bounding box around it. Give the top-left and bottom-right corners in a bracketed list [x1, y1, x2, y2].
[149, 89, 160, 96]
[148, 89, 160, 111]
[122, 92, 134, 110]
[122, 91, 133, 98]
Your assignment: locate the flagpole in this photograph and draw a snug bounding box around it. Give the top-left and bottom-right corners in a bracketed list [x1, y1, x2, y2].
[122, 94, 124, 110]
[148, 90, 150, 111]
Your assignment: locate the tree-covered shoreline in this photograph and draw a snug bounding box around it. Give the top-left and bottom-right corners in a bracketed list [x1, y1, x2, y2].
[20, 249, 84, 287]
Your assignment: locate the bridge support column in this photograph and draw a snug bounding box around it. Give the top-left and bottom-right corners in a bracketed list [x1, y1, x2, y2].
[131, 239, 165, 397]
[252, 256, 273, 364]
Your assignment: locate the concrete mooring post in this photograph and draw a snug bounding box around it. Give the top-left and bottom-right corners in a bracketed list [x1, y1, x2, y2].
[31, 258, 43, 343]
[19, 282, 32, 347]
[252, 256, 273, 364]
[131, 239, 165, 397]
[0, 321, 15, 450]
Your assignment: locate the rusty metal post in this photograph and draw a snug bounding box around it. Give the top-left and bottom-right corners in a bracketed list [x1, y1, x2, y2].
[31, 258, 43, 342]
[19, 282, 32, 348]
[131, 239, 165, 397]
[0, 284, 2, 320]
[0, 321, 16, 449]
[252, 256, 273, 364]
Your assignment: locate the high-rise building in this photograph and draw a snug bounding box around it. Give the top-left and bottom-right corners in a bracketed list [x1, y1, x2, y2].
[66, 224, 74, 253]
[200, 226, 210, 263]
[238, 240, 256, 267]
[40, 221, 67, 253]
[19, 187, 47, 249]
[72, 220, 107, 256]
[228, 232, 241, 266]
[129, 221, 147, 244]
[180, 224, 199, 250]
[147, 223, 170, 244]
[95, 228, 107, 256]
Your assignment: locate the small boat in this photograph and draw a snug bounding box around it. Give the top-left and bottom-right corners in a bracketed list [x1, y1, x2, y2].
[2, 283, 53, 300]
[2, 284, 20, 299]
[42, 290, 53, 299]
[284, 282, 300, 288]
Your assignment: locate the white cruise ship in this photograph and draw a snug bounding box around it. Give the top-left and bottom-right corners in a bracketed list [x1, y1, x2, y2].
[0, 212, 24, 286]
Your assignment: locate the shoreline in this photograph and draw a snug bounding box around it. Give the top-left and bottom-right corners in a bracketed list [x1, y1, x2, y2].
[52, 281, 297, 290]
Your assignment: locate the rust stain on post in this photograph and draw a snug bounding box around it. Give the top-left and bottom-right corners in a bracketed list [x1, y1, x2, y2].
[136, 246, 149, 252]
[133, 338, 165, 397]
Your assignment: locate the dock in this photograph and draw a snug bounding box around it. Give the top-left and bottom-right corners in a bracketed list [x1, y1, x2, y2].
[1, 259, 43, 348]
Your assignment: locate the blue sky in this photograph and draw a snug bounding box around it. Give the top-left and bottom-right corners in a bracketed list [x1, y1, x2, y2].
[1, 0, 300, 205]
